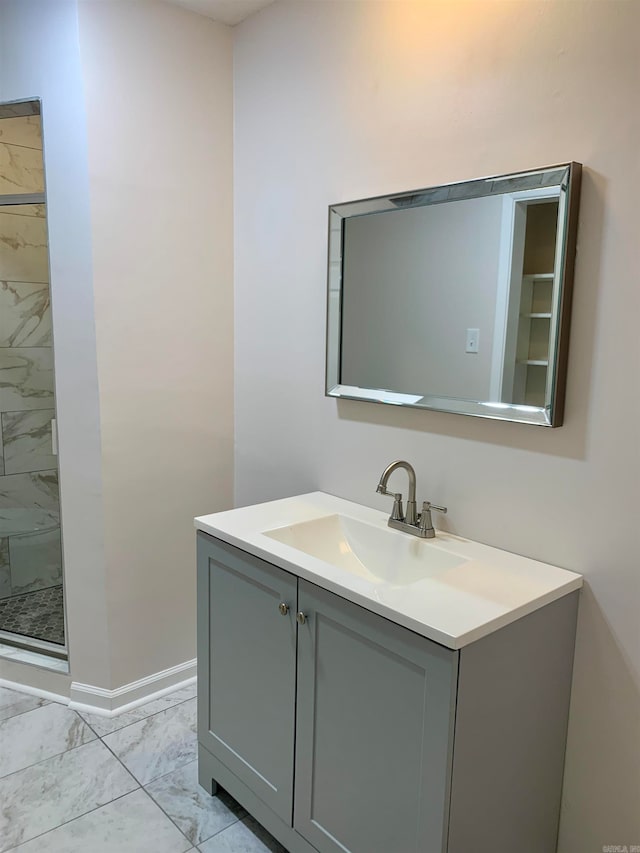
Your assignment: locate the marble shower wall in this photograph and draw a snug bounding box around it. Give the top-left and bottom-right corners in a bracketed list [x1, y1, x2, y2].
[0, 114, 62, 602]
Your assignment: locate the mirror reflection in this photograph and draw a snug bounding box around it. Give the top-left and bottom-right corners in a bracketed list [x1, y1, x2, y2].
[326, 164, 581, 426]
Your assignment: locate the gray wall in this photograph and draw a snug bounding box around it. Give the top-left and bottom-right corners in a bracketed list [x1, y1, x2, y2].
[77, 0, 234, 687]
[1, 0, 234, 693]
[233, 2, 640, 849]
[0, 0, 110, 688]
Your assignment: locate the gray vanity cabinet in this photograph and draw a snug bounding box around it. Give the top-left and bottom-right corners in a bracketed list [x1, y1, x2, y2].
[196, 534, 298, 823]
[294, 580, 457, 853]
[198, 530, 579, 853]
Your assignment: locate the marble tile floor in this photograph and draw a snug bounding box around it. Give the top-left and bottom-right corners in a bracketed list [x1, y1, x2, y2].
[0, 683, 286, 853]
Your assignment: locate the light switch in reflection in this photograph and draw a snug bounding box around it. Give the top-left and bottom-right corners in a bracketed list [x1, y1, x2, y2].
[465, 328, 479, 353]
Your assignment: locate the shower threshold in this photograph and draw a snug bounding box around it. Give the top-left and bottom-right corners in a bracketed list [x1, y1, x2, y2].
[0, 630, 67, 661]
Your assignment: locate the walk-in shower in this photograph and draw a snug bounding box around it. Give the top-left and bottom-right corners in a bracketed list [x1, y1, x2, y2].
[0, 100, 66, 662]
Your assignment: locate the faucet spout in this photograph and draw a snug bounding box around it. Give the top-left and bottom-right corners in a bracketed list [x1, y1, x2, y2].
[376, 459, 447, 539]
[377, 460, 418, 525]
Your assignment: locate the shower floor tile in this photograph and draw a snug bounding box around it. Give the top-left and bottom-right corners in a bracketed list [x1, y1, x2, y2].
[0, 584, 64, 645]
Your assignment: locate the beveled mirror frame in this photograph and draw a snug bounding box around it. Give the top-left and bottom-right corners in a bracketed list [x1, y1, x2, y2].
[325, 163, 582, 427]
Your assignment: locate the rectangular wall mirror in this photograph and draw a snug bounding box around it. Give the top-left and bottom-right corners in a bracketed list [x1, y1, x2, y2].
[326, 163, 581, 426]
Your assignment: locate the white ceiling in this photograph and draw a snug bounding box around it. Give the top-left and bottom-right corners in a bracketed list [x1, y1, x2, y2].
[168, 0, 275, 26]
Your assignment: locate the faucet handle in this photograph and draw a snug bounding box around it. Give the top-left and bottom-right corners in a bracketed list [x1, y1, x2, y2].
[419, 500, 447, 537]
[376, 484, 404, 521]
[390, 496, 404, 521]
[424, 501, 447, 515]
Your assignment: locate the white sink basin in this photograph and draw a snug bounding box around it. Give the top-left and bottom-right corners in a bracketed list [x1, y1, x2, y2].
[263, 513, 468, 586]
[195, 491, 583, 649]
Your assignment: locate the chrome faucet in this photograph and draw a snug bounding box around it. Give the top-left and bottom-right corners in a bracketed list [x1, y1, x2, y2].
[376, 460, 447, 539]
[376, 460, 418, 525]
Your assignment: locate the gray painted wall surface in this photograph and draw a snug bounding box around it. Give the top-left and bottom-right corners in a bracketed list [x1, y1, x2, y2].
[233, 3, 640, 848]
[1, 0, 234, 695]
[0, 0, 110, 688]
[78, 0, 234, 688]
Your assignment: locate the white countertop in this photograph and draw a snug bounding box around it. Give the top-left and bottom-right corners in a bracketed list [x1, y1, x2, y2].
[194, 492, 582, 650]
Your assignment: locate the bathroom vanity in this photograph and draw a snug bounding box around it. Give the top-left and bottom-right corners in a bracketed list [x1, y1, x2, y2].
[195, 493, 582, 853]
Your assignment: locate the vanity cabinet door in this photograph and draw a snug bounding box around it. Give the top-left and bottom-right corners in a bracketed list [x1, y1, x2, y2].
[294, 580, 458, 853]
[197, 533, 298, 824]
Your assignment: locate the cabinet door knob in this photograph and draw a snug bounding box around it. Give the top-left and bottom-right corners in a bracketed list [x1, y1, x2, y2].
[296, 611, 307, 625]
[278, 602, 289, 616]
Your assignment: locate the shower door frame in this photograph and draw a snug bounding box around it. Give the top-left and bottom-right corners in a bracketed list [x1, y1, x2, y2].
[0, 98, 69, 664]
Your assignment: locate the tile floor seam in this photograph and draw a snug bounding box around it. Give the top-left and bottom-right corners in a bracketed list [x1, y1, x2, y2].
[96, 723, 198, 788]
[196, 815, 286, 853]
[140, 781, 213, 848]
[0, 719, 98, 782]
[94, 728, 150, 786]
[79, 693, 196, 738]
[136, 754, 199, 787]
[1, 686, 284, 852]
[0, 699, 51, 723]
[193, 813, 245, 846]
[79, 717, 103, 740]
[96, 698, 198, 786]
[1, 786, 143, 853]
[142, 759, 250, 847]
[140, 785, 197, 847]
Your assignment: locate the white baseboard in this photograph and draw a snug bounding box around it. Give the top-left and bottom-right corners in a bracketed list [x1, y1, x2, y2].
[69, 658, 197, 717]
[0, 677, 69, 706]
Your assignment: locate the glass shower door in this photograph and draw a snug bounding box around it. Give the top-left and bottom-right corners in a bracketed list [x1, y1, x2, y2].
[0, 102, 65, 653]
